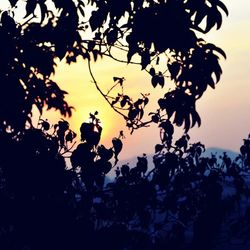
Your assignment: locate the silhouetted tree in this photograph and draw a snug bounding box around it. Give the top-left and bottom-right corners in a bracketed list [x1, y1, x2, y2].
[3, 1, 249, 250]
[0, 0, 228, 133]
[1, 113, 249, 250]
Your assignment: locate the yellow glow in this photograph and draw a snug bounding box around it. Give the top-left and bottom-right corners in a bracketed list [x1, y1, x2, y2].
[50, 58, 127, 145]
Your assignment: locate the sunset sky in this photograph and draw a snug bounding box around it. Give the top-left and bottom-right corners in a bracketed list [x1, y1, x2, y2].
[53, 0, 250, 160]
[1, 0, 250, 160]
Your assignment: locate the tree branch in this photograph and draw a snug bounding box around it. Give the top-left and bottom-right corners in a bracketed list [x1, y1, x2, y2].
[87, 59, 128, 120]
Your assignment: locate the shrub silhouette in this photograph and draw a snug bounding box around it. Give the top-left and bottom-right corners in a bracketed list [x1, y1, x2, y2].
[0, 114, 250, 250]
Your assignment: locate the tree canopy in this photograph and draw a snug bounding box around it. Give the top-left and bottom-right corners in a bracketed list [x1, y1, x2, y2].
[2, 2, 250, 250]
[0, 0, 228, 133]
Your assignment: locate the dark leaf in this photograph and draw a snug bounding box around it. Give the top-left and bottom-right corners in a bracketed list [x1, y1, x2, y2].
[89, 10, 104, 31]
[120, 97, 127, 108]
[78, 3, 85, 17]
[88, 41, 96, 51]
[112, 138, 123, 156]
[139, 109, 144, 119]
[111, 96, 120, 106]
[9, 0, 18, 7]
[217, 0, 229, 16]
[97, 145, 113, 161]
[144, 97, 149, 106]
[158, 73, 165, 88]
[25, 0, 37, 18]
[41, 120, 50, 131]
[141, 50, 150, 70]
[106, 29, 118, 45]
[194, 7, 207, 26]
[102, 161, 112, 174]
[128, 108, 138, 121]
[112, 137, 123, 164]
[39, 2, 48, 23]
[155, 144, 164, 153]
[205, 13, 216, 33]
[168, 62, 181, 80]
[151, 114, 159, 123]
[113, 77, 124, 85]
[121, 164, 130, 177]
[149, 67, 156, 76]
[151, 75, 158, 88]
[159, 120, 174, 136]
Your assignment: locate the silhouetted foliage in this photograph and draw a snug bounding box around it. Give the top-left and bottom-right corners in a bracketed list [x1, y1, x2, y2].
[0, 0, 227, 133]
[1, 113, 250, 250]
[3, 1, 247, 250]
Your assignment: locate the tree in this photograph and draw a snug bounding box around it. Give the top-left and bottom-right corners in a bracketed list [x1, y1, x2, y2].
[0, 0, 228, 134]
[1, 1, 239, 250]
[1, 111, 250, 250]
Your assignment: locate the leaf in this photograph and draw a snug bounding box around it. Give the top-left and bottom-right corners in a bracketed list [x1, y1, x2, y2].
[158, 98, 166, 109]
[89, 10, 105, 31]
[151, 75, 158, 88]
[111, 96, 120, 106]
[205, 11, 216, 33]
[134, 99, 143, 108]
[217, 0, 229, 16]
[25, 0, 37, 18]
[149, 67, 156, 76]
[141, 50, 150, 70]
[92, 49, 99, 61]
[42, 120, 50, 131]
[215, 11, 222, 30]
[112, 138, 123, 164]
[168, 62, 181, 80]
[121, 164, 130, 177]
[1, 11, 16, 28]
[106, 29, 118, 45]
[97, 145, 113, 161]
[144, 97, 149, 106]
[136, 156, 148, 174]
[120, 97, 127, 108]
[159, 120, 174, 136]
[113, 77, 124, 85]
[55, 41, 68, 60]
[139, 109, 144, 119]
[9, 0, 18, 7]
[175, 135, 188, 151]
[102, 161, 112, 174]
[191, 110, 201, 128]
[155, 144, 164, 153]
[194, 7, 207, 26]
[88, 41, 95, 51]
[151, 114, 159, 123]
[207, 43, 226, 59]
[78, 3, 85, 17]
[127, 47, 137, 63]
[112, 138, 123, 156]
[184, 114, 191, 133]
[39, 2, 48, 23]
[65, 130, 76, 142]
[158, 73, 165, 88]
[128, 108, 138, 120]
[156, 57, 160, 65]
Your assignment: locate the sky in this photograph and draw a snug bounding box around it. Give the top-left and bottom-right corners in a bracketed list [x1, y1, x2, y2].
[1, 0, 250, 160]
[53, 0, 250, 160]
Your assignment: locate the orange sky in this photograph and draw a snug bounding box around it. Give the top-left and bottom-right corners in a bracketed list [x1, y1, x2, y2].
[1, 0, 250, 160]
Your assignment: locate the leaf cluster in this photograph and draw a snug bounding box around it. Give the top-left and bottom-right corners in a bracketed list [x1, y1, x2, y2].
[0, 115, 250, 250]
